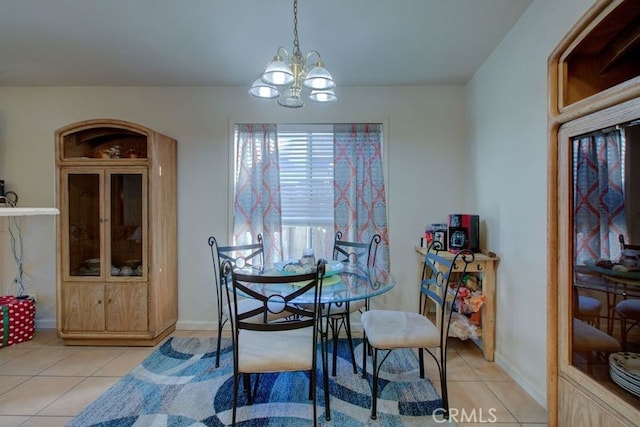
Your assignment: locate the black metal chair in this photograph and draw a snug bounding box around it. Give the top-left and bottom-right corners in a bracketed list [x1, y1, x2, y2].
[224, 259, 327, 426]
[360, 240, 473, 420]
[615, 234, 640, 350]
[324, 231, 381, 376]
[208, 234, 288, 368]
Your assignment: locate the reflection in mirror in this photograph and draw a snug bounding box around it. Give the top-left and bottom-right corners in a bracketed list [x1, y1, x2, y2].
[572, 119, 640, 405]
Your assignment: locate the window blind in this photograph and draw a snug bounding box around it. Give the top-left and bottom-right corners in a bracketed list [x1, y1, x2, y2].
[278, 125, 334, 226]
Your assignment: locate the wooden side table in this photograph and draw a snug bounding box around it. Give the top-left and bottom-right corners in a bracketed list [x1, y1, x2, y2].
[415, 247, 499, 361]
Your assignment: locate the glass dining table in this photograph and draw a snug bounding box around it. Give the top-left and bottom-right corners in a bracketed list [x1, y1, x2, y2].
[226, 260, 396, 421]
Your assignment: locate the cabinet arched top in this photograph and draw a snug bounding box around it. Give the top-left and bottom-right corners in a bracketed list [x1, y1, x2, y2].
[549, 0, 640, 121]
[55, 119, 175, 163]
[55, 118, 154, 138]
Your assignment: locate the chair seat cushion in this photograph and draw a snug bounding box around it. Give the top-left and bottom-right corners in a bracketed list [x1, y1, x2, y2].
[238, 327, 314, 373]
[616, 299, 640, 321]
[578, 295, 602, 315]
[572, 318, 620, 352]
[361, 309, 439, 349]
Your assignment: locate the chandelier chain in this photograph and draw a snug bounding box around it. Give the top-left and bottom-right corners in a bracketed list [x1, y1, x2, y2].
[249, 0, 336, 106]
[292, 0, 301, 59]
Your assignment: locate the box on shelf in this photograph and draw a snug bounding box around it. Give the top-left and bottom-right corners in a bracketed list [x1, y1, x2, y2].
[0, 295, 35, 348]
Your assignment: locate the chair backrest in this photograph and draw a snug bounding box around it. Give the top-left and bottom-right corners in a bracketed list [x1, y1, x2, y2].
[333, 231, 381, 268]
[619, 234, 640, 251]
[420, 240, 474, 350]
[207, 235, 224, 315]
[207, 234, 265, 317]
[218, 234, 265, 272]
[223, 259, 327, 334]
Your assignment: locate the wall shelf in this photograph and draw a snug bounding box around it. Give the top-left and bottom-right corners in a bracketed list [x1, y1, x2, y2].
[0, 208, 59, 217]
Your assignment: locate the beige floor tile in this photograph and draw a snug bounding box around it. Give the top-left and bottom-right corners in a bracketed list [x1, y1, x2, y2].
[0, 416, 30, 427]
[0, 347, 31, 366]
[423, 350, 481, 381]
[93, 348, 154, 376]
[19, 416, 74, 427]
[39, 349, 125, 376]
[0, 376, 84, 415]
[15, 329, 61, 348]
[0, 349, 77, 375]
[0, 376, 30, 395]
[39, 376, 119, 416]
[446, 381, 517, 424]
[448, 338, 483, 354]
[458, 351, 513, 381]
[486, 381, 547, 423]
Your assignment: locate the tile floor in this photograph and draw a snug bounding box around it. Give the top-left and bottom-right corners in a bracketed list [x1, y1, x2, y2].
[0, 329, 547, 426]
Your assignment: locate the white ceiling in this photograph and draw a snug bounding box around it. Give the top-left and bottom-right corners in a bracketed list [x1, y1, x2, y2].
[0, 0, 532, 87]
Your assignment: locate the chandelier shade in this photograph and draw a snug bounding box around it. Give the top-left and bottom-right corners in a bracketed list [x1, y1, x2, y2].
[309, 89, 337, 103]
[248, 78, 279, 99]
[261, 51, 295, 86]
[249, 0, 336, 108]
[303, 60, 335, 90]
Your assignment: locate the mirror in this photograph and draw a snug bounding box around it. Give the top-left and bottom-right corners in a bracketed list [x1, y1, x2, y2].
[567, 104, 640, 407]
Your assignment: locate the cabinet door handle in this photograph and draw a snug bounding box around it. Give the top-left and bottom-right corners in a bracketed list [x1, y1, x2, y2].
[477, 263, 483, 271]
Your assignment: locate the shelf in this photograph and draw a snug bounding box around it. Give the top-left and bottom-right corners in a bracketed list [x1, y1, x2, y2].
[0, 207, 59, 217]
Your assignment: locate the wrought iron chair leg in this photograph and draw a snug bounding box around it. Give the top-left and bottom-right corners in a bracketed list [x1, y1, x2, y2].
[419, 347, 425, 378]
[216, 319, 223, 368]
[232, 373, 239, 426]
[344, 312, 358, 374]
[310, 367, 318, 426]
[321, 329, 332, 421]
[331, 318, 339, 377]
[371, 348, 379, 420]
[251, 373, 261, 402]
[439, 349, 449, 419]
[244, 374, 252, 405]
[361, 333, 368, 379]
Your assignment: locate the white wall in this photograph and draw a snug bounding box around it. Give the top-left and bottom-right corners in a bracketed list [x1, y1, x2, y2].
[0, 85, 468, 329]
[466, 0, 594, 407]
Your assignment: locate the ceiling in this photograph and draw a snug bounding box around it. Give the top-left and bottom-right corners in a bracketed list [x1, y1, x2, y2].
[0, 0, 532, 87]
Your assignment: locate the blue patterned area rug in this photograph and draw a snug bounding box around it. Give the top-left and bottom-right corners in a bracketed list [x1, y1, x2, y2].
[69, 337, 454, 426]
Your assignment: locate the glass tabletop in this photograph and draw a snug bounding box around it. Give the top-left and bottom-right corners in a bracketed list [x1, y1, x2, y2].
[583, 259, 640, 283]
[229, 263, 395, 304]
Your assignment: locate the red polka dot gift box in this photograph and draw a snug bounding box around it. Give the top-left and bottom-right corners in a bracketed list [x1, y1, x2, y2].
[0, 295, 36, 348]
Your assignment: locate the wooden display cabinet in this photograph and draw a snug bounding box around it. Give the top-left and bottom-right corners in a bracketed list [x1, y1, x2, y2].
[55, 119, 177, 346]
[548, 0, 640, 425]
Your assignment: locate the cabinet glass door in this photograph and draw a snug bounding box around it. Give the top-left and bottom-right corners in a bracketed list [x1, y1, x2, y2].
[109, 172, 145, 277]
[67, 173, 101, 276]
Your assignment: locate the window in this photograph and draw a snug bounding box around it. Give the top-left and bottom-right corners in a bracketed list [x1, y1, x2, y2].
[233, 123, 388, 267]
[278, 125, 334, 259]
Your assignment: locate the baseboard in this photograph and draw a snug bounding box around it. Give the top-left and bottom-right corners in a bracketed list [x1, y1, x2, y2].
[494, 351, 547, 409]
[176, 320, 217, 330]
[36, 319, 56, 330]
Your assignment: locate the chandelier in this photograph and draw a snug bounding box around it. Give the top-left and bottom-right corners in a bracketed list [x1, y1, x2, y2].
[249, 0, 336, 108]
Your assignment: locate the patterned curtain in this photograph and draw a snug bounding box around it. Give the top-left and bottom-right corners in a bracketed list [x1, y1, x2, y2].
[574, 129, 627, 264]
[333, 124, 390, 269]
[233, 124, 283, 265]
